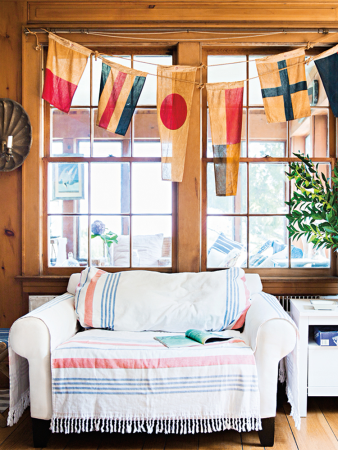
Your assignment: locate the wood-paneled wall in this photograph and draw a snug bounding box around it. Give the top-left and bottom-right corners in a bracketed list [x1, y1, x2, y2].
[0, 2, 27, 327]
[2, 0, 338, 327]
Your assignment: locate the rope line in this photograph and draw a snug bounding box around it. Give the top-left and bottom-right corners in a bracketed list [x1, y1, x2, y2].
[86, 30, 284, 42]
[26, 28, 338, 89]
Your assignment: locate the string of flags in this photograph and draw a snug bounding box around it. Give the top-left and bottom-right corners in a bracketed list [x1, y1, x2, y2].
[41, 31, 338, 196]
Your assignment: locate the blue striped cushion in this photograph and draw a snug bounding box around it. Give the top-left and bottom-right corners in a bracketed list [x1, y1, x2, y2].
[209, 233, 244, 255]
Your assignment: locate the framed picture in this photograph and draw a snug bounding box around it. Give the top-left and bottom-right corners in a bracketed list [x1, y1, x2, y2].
[52, 162, 85, 200]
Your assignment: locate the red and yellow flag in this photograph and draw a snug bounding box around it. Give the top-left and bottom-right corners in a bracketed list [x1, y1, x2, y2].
[206, 81, 244, 196]
[157, 65, 197, 182]
[42, 34, 91, 113]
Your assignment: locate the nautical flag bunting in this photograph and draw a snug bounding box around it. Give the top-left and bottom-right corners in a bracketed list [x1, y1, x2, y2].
[256, 49, 311, 123]
[313, 44, 338, 118]
[97, 59, 147, 136]
[157, 65, 198, 182]
[42, 34, 91, 114]
[206, 81, 244, 196]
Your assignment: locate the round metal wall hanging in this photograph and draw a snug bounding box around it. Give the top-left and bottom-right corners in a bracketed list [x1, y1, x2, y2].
[0, 98, 32, 172]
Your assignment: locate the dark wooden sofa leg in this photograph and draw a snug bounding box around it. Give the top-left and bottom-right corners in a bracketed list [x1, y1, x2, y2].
[32, 418, 51, 448]
[258, 417, 275, 447]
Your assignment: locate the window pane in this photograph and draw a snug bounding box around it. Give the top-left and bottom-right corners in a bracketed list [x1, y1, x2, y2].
[133, 107, 161, 156]
[94, 109, 131, 156]
[290, 162, 331, 268]
[93, 141, 123, 157]
[52, 109, 90, 157]
[48, 163, 88, 214]
[291, 239, 330, 268]
[290, 108, 329, 158]
[132, 216, 172, 267]
[132, 163, 171, 214]
[207, 216, 247, 268]
[208, 55, 247, 106]
[306, 59, 329, 107]
[72, 61, 90, 106]
[249, 216, 288, 268]
[249, 55, 264, 105]
[248, 109, 286, 157]
[133, 141, 161, 157]
[133, 55, 173, 106]
[207, 163, 247, 214]
[91, 163, 130, 214]
[91, 216, 130, 267]
[207, 109, 246, 158]
[49, 216, 88, 267]
[249, 163, 288, 214]
[92, 56, 131, 106]
[133, 109, 160, 156]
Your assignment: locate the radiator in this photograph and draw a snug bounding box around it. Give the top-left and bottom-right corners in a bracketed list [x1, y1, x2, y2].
[276, 295, 319, 313]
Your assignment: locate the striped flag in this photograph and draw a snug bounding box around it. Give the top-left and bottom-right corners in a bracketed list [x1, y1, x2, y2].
[256, 49, 311, 123]
[42, 34, 91, 113]
[157, 65, 197, 182]
[97, 59, 147, 136]
[206, 81, 244, 196]
[314, 44, 338, 117]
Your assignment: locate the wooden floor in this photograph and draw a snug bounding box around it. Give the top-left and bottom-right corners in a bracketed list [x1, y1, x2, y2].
[1, 398, 338, 450]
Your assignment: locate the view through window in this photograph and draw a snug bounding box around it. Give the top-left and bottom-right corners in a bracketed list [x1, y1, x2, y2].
[205, 54, 332, 270]
[46, 53, 174, 269]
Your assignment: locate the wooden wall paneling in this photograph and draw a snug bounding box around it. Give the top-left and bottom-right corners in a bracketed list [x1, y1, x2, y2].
[177, 42, 201, 273]
[201, 49, 208, 272]
[22, 32, 44, 277]
[27, 2, 338, 26]
[0, 2, 27, 327]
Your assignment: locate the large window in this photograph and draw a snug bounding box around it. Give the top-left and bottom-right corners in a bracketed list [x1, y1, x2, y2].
[203, 54, 333, 271]
[45, 53, 174, 270]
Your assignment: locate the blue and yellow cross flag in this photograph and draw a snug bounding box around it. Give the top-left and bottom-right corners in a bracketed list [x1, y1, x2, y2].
[256, 49, 311, 123]
[313, 44, 338, 118]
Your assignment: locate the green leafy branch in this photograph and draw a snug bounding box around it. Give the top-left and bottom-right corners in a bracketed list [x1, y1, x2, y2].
[91, 229, 118, 248]
[285, 153, 338, 251]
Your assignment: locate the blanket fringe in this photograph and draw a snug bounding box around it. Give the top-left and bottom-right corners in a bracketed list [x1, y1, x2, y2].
[7, 389, 30, 427]
[51, 416, 262, 434]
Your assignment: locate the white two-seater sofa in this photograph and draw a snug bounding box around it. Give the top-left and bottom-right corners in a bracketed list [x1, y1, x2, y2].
[10, 272, 297, 448]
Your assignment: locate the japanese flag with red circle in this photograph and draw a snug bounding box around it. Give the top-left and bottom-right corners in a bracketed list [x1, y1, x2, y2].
[157, 65, 197, 182]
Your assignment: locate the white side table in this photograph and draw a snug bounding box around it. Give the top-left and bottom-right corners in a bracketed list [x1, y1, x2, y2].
[290, 298, 338, 417]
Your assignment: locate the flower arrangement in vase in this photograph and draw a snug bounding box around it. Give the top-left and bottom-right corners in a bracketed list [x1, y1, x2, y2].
[91, 220, 118, 266]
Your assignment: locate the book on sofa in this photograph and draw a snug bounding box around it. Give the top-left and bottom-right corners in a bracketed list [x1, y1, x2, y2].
[154, 328, 241, 348]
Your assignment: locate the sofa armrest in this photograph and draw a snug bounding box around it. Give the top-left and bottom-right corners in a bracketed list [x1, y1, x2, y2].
[243, 293, 297, 419]
[10, 295, 78, 420]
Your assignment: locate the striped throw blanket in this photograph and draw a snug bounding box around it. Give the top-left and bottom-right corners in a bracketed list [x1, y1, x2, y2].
[51, 329, 261, 434]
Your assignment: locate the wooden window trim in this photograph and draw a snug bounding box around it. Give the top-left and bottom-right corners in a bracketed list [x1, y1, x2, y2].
[42, 49, 177, 274]
[22, 32, 338, 295]
[201, 47, 337, 277]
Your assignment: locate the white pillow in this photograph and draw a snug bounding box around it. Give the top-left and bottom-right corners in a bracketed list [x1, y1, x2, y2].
[75, 267, 249, 332]
[113, 234, 164, 267]
[133, 234, 164, 267]
[113, 235, 129, 267]
[208, 248, 226, 267]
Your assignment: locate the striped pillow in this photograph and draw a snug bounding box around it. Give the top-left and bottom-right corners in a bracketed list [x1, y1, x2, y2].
[75, 267, 250, 332]
[209, 233, 244, 255]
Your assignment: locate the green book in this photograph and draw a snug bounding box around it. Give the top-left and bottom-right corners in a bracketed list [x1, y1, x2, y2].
[154, 329, 240, 348]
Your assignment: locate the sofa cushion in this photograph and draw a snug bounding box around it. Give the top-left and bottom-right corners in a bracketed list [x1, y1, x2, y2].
[75, 267, 249, 332]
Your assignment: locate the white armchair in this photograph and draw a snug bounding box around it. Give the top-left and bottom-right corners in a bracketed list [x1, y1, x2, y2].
[10, 273, 296, 448]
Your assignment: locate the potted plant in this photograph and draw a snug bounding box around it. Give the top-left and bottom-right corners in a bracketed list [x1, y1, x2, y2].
[286, 153, 338, 252]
